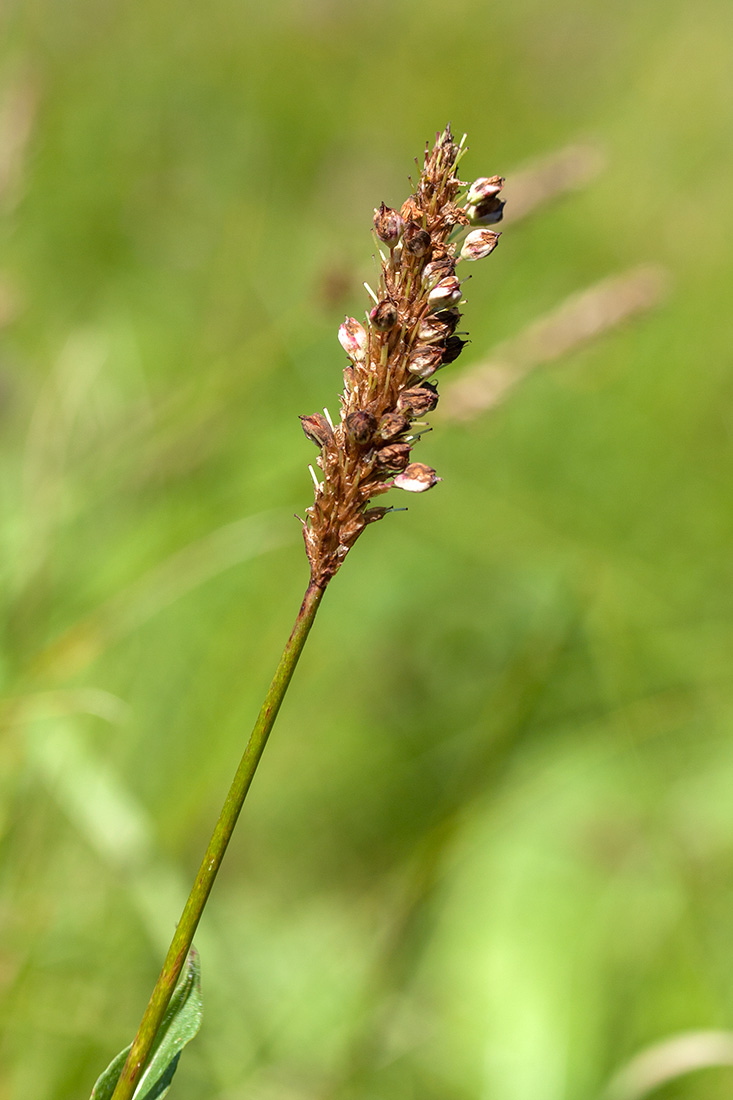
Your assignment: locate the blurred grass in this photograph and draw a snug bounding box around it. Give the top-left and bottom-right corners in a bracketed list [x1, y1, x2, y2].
[1, 0, 733, 1097]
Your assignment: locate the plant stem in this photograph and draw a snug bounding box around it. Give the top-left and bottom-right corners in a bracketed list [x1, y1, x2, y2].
[109, 580, 326, 1100]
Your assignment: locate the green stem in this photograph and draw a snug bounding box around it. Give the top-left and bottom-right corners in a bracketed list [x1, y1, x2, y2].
[109, 580, 326, 1100]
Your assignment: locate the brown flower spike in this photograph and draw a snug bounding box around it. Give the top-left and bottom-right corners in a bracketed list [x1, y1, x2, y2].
[301, 126, 503, 588]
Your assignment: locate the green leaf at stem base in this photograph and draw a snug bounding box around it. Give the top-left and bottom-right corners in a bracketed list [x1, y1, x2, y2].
[91, 948, 203, 1100]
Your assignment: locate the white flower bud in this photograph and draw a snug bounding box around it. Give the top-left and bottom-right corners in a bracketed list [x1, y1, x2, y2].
[422, 259, 455, 290]
[460, 229, 500, 261]
[427, 276, 462, 311]
[338, 317, 368, 361]
[408, 345, 444, 379]
[393, 462, 440, 493]
[466, 197, 505, 225]
[466, 175, 504, 205]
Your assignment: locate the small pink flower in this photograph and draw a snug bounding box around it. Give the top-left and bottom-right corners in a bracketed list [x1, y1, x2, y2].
[466, 175, 504, 205]
[393, 463, 441, 493]
[427, 276, 462, 310]
[338, 317, 368, 361]
[460, 229, 500, 261]
[408, 345, 444, 379]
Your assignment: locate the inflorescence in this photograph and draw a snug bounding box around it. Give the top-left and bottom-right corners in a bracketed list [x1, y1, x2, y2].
[301, 126, 504, 588]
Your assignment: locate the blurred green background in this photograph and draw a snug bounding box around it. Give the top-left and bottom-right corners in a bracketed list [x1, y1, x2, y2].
[2, 0, 733, 1097]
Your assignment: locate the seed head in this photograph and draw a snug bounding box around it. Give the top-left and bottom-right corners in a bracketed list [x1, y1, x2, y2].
[300, 126, 504, 587]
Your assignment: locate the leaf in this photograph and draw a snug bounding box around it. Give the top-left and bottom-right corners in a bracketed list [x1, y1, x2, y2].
[90, 948, 203, 1100]
[136, 947, 203, 1099]
[91, 1044, 132, 1100]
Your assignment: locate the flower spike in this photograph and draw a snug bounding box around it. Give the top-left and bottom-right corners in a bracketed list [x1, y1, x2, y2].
[300, 127, 504, 587]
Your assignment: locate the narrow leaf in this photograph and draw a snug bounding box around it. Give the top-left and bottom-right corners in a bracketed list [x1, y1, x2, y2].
[138, 1053, 181, 1100]
[91, 1044, 132, 1100]
[89, 949, 203, 1100]
[135, 948, 203, 1100]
